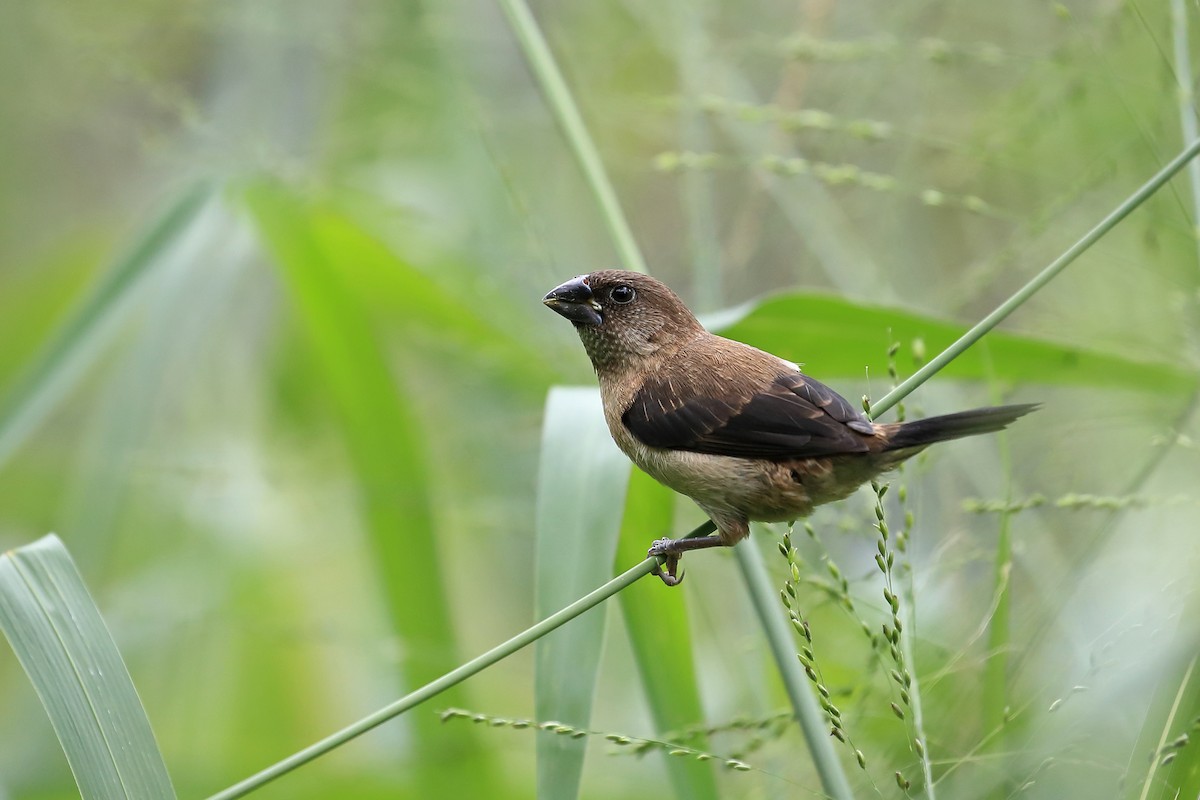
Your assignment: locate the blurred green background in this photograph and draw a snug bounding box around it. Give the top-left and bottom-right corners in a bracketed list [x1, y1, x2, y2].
[2, 0, 1200, 798]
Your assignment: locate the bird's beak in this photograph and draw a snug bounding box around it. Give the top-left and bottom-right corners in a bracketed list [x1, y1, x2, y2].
[543, 276, 603, 327]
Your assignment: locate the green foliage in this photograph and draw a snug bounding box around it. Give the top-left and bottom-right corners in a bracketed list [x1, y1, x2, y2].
[246, 183, 498, 798]
[1, 1, 1200, 799]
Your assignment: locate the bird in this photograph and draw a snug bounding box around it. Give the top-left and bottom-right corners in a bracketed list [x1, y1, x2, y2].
[543, 270, 1036, 586]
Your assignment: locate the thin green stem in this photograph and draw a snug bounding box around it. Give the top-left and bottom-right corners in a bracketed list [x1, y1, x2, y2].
[495, 0, 647, 275]
[734, 543, 855, 800]
[980, 498, 1014, 795]
[1171, 0, 1200, 246]
[204, 520, 715, 800]
[868, 137, 1200, 421]
[1136, 656, 1196, 800]
[898, 593, 934, 799]
[982, 373, 1016, 798]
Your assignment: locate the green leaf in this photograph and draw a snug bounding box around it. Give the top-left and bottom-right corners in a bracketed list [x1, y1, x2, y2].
[616, 470, 718, 800]
[535, 387, 631, 800]
[0, 534, 175, 799]
[244, 182, 496, 796]
[710, 292, 1196, 394]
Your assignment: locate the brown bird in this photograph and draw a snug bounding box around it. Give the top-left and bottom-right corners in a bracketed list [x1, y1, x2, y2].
[543, 270, 1035, 585]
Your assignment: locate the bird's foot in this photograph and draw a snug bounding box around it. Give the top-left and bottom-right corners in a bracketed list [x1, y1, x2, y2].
[648, 538, 684, 586]
[647, 534, 728, 587]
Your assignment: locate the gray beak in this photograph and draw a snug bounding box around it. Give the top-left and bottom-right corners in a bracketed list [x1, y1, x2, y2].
[543, 276, 603, 327]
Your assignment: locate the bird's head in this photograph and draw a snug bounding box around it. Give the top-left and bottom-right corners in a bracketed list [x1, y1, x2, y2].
[543, 270, 703, 373]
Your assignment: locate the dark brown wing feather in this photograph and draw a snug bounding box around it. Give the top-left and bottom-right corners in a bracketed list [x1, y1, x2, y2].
[623, 370, 877, 460]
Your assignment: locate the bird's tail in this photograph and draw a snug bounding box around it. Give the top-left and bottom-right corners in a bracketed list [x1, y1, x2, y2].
[883, 403, 1038, 451]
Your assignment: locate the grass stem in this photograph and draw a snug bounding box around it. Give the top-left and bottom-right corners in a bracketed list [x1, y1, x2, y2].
[868, 137, 1200, 420]
[204, 520, 715, 800]
[495, 0, 647, 274]
[735, 542, 855, 800]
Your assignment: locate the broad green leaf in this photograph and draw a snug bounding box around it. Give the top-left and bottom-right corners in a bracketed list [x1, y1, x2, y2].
[535, 387, 631, 800]
[616, 469, 718, 800]
[711, 292, 1196, 394]
[0, 183, 213, 468]
[244, 183, 496, 796]
[0, 534, 175, 799]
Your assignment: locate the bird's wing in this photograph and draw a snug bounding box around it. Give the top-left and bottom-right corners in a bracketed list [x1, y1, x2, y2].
[623, 370, 877, 460]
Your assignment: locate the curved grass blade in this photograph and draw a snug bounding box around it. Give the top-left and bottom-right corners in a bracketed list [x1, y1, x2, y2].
[710, 292, 1195, 394]
[615, 469, 718, 800]
[0, 534, 175, 799]
[535, 387, 631, 799]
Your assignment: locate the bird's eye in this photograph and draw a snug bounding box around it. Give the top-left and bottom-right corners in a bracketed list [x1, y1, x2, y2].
[609, 285, 636, 304]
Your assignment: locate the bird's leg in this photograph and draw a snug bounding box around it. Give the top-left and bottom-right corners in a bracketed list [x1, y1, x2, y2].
[647, 535, 727, 587]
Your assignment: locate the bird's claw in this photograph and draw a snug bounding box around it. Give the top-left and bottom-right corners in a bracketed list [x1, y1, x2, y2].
[648, 538, 684, 586]
[650, 558, 684, 586]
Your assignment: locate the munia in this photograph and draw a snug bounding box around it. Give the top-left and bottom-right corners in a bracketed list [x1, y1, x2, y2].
[544, 270, 1035, 585]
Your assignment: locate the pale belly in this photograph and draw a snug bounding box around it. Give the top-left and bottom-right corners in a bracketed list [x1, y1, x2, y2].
[599, 384, 886, 539]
